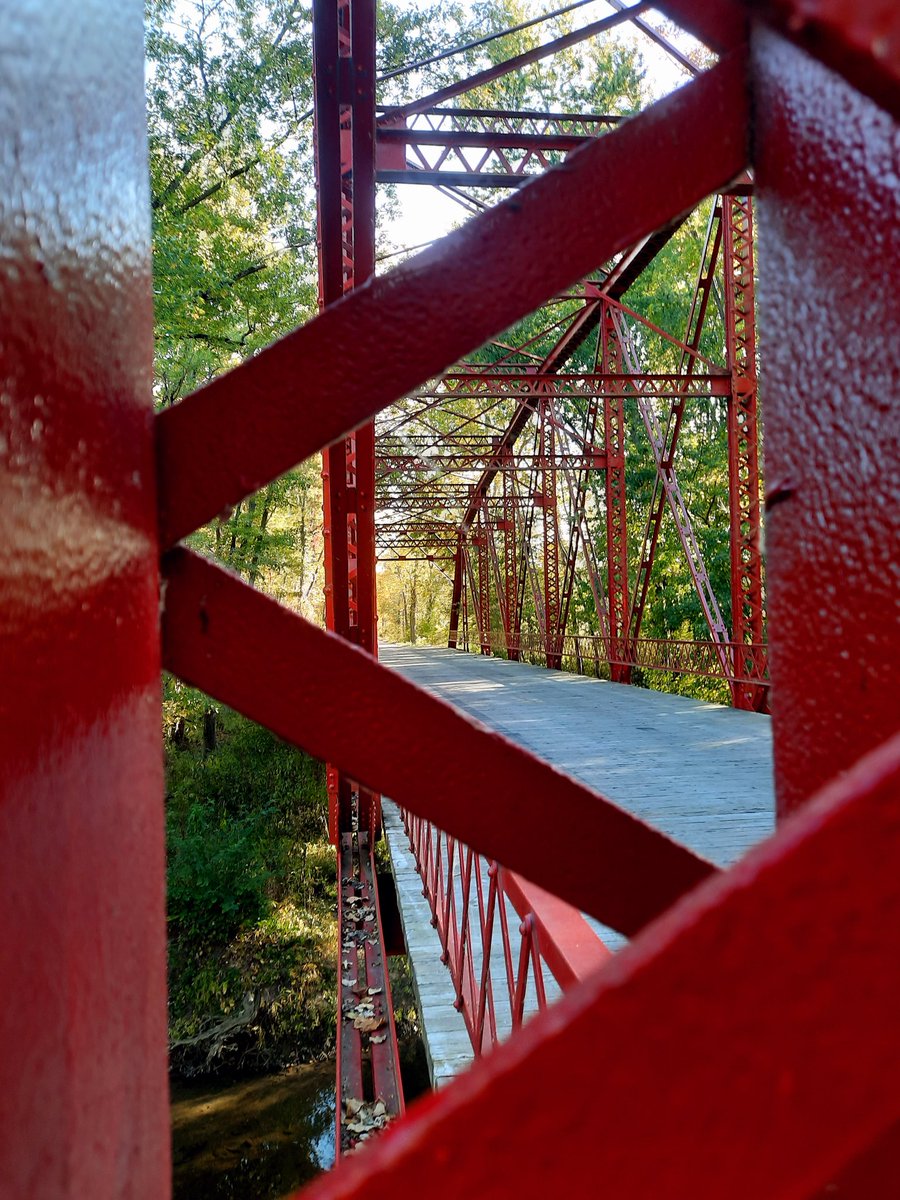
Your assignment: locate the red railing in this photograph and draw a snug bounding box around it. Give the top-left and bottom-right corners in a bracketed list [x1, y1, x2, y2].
[462, 628, 770, 693]
[402, 809, 609, 1055]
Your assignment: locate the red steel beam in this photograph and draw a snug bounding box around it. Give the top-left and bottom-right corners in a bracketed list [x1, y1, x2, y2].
[601, 307, 631, 682]
[161, 547, 716, 936]
[606, 0, 702, 74]
[447, 536, 465, 647]
[314, 0, 402, 1148]
[748, 0, 900, 117]
[654, 0, 748, 52]
[752, 26, 900, 812]
[499, 870, 612, 987]
[297, 730, 900, 1200]
[0, 3, 170, 1193]
[455, 224, 696, 534]
[627, 199, 724, 646]
[723, 194, 766, 711]
[376, 127, 609, 153]
[156, 56, 750, 549]
[377, 5, 652, 125]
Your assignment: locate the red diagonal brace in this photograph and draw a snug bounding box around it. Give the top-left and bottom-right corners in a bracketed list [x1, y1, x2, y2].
[296, 730, 900, 1200]
[156, 55, 750, 549]
[161, 547, 715, 937]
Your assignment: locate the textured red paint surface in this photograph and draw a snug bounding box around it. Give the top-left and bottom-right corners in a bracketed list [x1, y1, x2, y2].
[156, 57, 749, 548]
[0, 3, 169, 1196]
[753, 28, 900, 814]
[161, 548, 715, 937]
[749, 0, 900, 117]
[295, 733, 900, 1200]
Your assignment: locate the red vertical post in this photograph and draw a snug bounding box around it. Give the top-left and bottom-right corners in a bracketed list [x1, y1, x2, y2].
[476, 510, 492, 655]
[447, 533, 465, 648]
[348, 0, 377, 664]
[502, 447, 522, 660]
[314, 0, 350, 841]
[314, 0, 379, 837]
[723, 193, 766, 712]
[538, 393, 563, 668]
[601, 304, 632, 683]
[753, 29, 900, 1181]
[0, 3, 170, 1195]
[753, 27, 900, 818]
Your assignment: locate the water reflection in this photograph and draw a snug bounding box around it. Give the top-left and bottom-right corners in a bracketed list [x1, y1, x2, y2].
[171, 1064, 335, 1199]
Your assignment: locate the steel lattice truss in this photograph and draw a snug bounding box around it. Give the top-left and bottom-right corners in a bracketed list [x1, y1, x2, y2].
[373, 189, 766, 708]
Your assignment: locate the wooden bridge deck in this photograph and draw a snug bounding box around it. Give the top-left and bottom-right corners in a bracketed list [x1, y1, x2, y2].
[381, 644, 775, 1085]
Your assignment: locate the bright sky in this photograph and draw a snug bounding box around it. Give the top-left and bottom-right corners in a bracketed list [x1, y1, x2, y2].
[383, 2, 706, 252]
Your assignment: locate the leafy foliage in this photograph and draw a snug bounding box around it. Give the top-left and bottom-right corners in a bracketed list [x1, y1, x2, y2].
[163, 679, 336, 1066]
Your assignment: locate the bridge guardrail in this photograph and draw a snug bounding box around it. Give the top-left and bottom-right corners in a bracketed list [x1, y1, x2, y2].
[401, 810, 609, 1056]
[464, 629, 770, 693]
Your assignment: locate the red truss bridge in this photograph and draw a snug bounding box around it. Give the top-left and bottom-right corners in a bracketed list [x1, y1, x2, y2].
[1, 0, 899, 1197]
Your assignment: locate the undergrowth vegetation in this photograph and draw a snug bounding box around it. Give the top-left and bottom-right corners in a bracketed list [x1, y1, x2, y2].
[164, 677, 338, 1075]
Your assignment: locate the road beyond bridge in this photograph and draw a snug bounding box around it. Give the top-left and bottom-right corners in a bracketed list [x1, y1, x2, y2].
[381, 644, 775, 1082]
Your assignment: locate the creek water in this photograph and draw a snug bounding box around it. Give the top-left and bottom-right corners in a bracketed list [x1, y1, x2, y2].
[171, 1040, 430, 1198]
[171, 1063, 335, 1199]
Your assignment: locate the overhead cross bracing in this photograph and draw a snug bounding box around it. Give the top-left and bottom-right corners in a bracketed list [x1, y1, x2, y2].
[375, 193, 766, 710]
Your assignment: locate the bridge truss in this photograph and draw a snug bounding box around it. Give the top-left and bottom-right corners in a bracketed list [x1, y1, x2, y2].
[1, 0, 899, 1198]
[372, 92, 767, 712]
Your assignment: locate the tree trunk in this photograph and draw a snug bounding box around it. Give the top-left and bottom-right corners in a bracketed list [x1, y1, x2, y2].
[203, 707, 217, 753]
[247, 500, 271, 587]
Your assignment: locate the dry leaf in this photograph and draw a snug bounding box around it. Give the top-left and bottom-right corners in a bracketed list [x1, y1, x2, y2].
[353, 1015, 385, 1033]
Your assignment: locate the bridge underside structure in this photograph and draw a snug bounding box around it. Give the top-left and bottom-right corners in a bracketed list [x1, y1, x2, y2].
[1, 0, 899, 1198]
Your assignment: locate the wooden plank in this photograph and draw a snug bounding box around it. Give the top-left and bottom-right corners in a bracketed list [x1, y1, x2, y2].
[381, 644, 775, 956]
